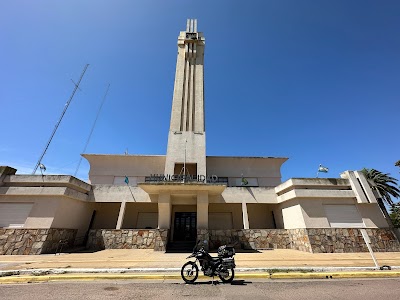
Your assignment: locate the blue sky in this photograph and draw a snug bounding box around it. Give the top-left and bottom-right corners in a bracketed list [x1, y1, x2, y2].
[1, 0, 399, 184]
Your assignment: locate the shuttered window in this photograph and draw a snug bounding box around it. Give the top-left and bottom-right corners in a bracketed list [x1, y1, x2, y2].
[0, 203, 33, 228]
[324, 205, 364, 228]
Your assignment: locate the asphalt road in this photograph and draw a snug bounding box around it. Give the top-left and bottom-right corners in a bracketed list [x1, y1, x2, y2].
[1, 278, 399, 300]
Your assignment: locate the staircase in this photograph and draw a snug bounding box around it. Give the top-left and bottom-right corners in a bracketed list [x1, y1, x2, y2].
[166, 241, 196, 253]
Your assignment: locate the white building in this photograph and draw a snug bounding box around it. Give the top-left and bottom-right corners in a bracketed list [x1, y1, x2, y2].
[1, 20, 399, 255]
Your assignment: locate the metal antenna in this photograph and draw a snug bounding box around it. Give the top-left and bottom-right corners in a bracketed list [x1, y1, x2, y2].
[32, 64, 89, 174]
[74, 83, 110, 177]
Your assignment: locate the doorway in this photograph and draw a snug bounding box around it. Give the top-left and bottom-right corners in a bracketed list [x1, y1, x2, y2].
[173, 212, 197, 241]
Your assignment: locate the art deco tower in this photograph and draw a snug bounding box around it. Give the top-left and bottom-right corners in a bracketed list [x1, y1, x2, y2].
[164, 19, 206, 177]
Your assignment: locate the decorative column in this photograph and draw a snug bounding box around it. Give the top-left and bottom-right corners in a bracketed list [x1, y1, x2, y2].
[197, 191, 209, 229]
[158, 193, 171, 229]
[116, 201, 127, 229]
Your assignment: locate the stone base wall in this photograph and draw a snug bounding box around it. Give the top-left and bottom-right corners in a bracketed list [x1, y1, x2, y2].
[288, 229, 312, 252]
[305, 228, 400, 253]
[86, 229, 169, 251]
[206, 229, 291, 250]
[201, 228, 400, 253]
[367, 228, 400, 252]
[0, 228, 77, 255]
[306, 228, 367, 253]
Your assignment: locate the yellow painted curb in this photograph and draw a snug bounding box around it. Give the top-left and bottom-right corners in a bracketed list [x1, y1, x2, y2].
[1, 271, 399, 284]
[270, 271, 400, 279]
[0, 273, 180, 284]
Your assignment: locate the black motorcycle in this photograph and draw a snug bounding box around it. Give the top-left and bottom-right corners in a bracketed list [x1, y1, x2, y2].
[181, 240, 236, 284]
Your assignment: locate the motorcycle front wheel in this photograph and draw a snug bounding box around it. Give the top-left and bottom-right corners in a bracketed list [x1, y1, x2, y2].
[181, 261, 199, 284]
[219, 268, 235, 283]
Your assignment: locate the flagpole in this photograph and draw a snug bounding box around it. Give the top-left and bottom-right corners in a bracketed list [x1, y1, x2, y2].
[127, 185, 136, 202]
[124, 176, 135, 201]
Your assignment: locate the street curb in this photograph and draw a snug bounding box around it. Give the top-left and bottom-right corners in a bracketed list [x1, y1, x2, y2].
[269, 271, 400, 279]
[1, 271, 400, 284]
[1, 266, 399, 277]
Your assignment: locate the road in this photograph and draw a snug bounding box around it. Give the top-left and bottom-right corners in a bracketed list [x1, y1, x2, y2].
[0, 278, 399, 299]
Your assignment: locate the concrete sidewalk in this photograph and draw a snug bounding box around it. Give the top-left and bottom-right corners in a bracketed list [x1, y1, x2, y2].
[1, 249, 400, 283]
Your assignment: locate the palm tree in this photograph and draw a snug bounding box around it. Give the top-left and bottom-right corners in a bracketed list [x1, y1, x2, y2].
[396, 160, 400, 168]
[360, 168, 400, 206]
[389, 204, 400, 227]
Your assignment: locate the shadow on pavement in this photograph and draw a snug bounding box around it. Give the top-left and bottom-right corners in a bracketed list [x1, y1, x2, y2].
[181, 280, 252, 286]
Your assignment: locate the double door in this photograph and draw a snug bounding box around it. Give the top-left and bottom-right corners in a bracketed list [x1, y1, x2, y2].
[173, 212, 197, 241]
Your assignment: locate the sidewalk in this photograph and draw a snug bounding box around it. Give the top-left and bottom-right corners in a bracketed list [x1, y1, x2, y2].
[1, 249, 400, 283]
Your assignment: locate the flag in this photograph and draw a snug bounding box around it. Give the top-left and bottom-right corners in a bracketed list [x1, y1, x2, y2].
[318, 164, 329, 173]
[124, 176, 129, 184]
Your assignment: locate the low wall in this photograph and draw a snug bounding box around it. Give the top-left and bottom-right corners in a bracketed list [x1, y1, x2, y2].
[86, 229, 169, 251]
[287, 229, 312, 252]
[201, 228, 400, 253]
[206, 229, 291, 250]
[306, 228, 400, 253]
[0, 228, 77, 255]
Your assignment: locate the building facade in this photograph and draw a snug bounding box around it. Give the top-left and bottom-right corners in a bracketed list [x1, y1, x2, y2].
[1, 20, 399, 255]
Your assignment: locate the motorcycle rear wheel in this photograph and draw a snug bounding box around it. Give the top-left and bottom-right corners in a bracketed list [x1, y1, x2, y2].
[181, 261, 199, 284]
[219, 268, 235, 283]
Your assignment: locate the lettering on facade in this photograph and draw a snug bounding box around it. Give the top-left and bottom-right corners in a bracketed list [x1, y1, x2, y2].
[145, 174, 218, 183]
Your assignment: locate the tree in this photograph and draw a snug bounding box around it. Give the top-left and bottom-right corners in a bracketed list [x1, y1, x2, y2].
[360, 168, 400, 206]
[389, 204, 400, 227]
[396, 160, 400, 168]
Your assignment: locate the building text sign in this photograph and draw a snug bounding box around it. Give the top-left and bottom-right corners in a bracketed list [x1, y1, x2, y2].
[145, 174, 218, 183]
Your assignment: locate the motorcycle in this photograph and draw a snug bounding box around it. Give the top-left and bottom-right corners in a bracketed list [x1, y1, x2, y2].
[180, 240, 236, 284]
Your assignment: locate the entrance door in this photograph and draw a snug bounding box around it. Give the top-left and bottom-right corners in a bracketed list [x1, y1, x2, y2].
[173, 212, 197, 241]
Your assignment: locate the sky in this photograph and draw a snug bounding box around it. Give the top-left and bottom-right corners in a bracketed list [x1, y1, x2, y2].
[1, 0, 399, 185]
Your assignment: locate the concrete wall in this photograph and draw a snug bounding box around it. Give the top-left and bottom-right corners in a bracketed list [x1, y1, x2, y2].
[0, 173, 92, 234]
[91, 203, 120, 229]
[247, 204, 276, 229]
[281, 201, 307, 229]
[84, 155, 288, 188]
[83, 155, 166, 185]
[209, 203, 243, 229]
[206, 156, 287, 187]
[122, 203, 158, 229]
[357, 203, 390, 228]
[299, 199, 389, 229]
[0, 197, 59, 228]
[0, 196, 92, 233]
[90, 185, 154, 202]
[218, 187, 277, 204]
[299, 199, 355, 228]
[52, 199, 94, 238]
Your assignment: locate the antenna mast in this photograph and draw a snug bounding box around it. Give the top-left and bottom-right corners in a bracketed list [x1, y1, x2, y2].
[32, 64, 89, 174]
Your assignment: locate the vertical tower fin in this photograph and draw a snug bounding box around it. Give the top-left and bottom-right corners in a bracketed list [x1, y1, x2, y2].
[165, 20, 206, 177]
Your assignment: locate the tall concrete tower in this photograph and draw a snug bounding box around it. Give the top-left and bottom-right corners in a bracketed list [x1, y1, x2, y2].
[164, 19, 206, 178]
